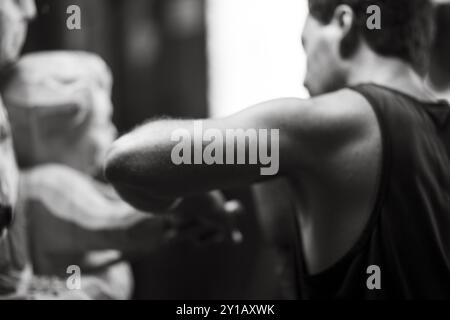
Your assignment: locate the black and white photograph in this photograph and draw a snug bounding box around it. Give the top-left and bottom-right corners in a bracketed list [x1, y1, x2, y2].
[0, 0, 450, 310]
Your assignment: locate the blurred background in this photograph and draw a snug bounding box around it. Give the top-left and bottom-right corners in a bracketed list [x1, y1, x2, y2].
[20, 0, 450, 299]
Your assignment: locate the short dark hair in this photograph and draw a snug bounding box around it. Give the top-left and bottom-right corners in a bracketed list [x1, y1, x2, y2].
[308, 0, 435, 75]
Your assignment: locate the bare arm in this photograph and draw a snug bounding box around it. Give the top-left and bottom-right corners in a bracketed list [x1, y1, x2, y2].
[104, 89, 373, 211]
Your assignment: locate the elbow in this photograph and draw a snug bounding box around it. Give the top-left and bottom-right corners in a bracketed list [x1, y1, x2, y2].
[104, 134, 179, 198]
[104, 137, 167, 193]
[104, 142, 180, 213]
[103, 140, 133, 187]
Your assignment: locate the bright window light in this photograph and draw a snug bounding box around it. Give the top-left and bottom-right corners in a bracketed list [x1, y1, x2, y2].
[207, 0, 309, 117]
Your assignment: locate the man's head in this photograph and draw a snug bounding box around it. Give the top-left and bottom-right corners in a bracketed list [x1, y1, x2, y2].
[2, 51, 117, 176]
[0, 0, 36, 69]
[302, 0, 435, 96]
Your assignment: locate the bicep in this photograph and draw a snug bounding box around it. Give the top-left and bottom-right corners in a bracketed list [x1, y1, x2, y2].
[217, 91, 370, 170]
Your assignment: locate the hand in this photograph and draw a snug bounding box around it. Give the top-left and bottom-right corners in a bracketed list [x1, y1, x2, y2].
[165, 191, 244, 246]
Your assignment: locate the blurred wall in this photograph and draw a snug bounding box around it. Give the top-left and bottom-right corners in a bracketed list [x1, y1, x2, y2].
[23, 0, 208, 133]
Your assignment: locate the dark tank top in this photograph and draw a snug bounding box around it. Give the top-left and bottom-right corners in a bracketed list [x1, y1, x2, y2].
[293, 83, 450, 299]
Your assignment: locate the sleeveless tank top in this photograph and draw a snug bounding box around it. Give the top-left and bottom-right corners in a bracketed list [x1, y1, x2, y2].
[294, 83, 450, 299]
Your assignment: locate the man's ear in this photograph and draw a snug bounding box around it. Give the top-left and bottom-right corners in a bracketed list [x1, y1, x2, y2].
[332, 4, 355, 36]
[332, 5, 360, 59]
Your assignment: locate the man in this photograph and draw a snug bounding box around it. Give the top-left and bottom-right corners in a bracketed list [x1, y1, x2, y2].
[105, 0, 450, 299]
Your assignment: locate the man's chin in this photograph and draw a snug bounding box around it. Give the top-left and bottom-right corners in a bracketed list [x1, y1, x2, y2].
[306, 83, 347, 97]
[304, 81, 329, 97]
[304, 85, 325, 97]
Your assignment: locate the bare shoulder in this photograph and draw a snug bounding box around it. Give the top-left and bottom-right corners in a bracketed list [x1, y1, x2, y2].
[225, 88, 376, 133]
[276, 89, 379, 153]
[306, 89, 378, 133]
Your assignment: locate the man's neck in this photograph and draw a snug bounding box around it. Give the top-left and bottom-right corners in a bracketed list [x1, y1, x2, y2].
[346, 50, 434, 101]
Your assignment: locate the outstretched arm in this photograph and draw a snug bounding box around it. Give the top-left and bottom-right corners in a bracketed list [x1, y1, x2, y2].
[104, 90, 372, 211]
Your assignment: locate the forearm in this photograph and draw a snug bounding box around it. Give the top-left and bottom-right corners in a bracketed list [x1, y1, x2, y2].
[104, 118, 270, 199]
[112, 181, 180, 212]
